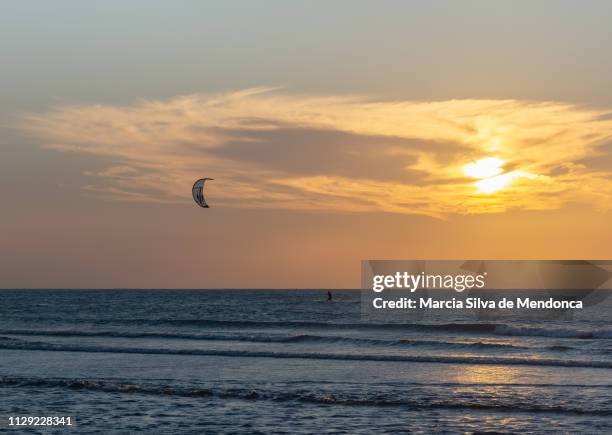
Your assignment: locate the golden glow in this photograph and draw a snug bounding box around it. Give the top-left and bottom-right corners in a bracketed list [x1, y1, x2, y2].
[453, 364, 521, 385]
[475, 172, 524, 194]
[463, 157, 504, 179]
[463, 158, 538, 194]
[22, 89, 612, 217]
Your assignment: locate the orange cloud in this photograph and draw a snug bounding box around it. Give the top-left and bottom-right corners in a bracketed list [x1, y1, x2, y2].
[22, 88, 612, 217]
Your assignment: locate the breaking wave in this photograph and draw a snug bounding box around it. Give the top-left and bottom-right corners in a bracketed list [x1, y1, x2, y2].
[1, 376, 610, 416]
[74, 319, 612, 339]
[0, 337, 609, 369]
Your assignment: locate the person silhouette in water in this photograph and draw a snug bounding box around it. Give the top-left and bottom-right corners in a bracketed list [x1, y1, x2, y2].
[327, 291, 332, 302]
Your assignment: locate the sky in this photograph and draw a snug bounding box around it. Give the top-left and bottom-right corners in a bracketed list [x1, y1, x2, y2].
[1, 1, 612, 288]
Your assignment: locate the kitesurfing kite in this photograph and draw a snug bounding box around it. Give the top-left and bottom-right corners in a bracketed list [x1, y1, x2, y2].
[192, 178, 214, 208]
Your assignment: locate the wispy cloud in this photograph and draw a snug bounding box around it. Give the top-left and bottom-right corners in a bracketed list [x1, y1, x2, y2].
[22, 88, 612, 217]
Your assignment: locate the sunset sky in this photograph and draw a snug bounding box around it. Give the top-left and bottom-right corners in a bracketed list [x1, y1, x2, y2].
[2, 1, 612, 288]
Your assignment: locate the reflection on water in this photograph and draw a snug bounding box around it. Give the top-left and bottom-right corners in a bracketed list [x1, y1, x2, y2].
[453, 364, 521, 385]
[0, 290, 610, 433]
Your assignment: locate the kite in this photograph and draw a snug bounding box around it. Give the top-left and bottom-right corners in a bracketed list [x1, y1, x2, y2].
[192, 178, 214, 208]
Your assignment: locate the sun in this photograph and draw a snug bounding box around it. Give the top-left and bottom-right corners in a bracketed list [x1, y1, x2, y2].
[462, 157, 504, 179]
[462, 157, 509, 194]
[462, 157, 537, 194]
[474, 172, 515, 193]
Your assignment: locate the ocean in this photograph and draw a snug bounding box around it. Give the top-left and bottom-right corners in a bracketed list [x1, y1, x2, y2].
[1, 290, 611, 433]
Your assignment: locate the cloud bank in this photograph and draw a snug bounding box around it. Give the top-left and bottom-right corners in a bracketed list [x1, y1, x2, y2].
[23, 88, 612, 218]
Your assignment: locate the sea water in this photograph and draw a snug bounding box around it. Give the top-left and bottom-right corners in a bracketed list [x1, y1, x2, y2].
[0, 290, 611, 433]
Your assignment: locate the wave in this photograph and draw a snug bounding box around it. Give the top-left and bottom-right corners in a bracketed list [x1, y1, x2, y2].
[1, 376, 609, 416]
[493, 324, 612, 339]
[78, 319, 612, 339]
[0, 329, 534, 351]
[0, 337, 609, 369]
